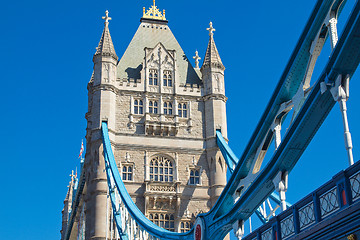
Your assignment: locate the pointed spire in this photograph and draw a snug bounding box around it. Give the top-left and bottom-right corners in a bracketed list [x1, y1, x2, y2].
[94, 10, 118, 61]
[201, 22, 225, 71]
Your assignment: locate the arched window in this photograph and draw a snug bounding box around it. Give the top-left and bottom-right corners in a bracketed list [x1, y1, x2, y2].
[189, 169, 200, 185]
[134, 99, 143, 114]
[178, 103, 188, 118]
[164, 102, 173, 115]
[180, 221, 193, 233]
[150, 156, 174, 182]
[149, 69, 158, 86]
[163, 70, 172, 87]
[122, 165, 133, 181]
[149, 101, 158, 114]
[149, 213, 175, 232]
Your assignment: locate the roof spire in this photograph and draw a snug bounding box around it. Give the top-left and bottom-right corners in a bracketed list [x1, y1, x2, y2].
[94, 10, 118, 60]
[201, 22, 225, 71]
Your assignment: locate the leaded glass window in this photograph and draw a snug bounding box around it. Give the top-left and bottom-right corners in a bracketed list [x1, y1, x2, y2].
[163, 70, 172, 87]
[164, 102, 173, 115]
[189, 169, 200, 185]
[149, 69, 158, 85]
[178, 103, 188, 118]
[149, 213, 175, 232]
[149, 101, 158, 114]
[122, 165, 133, 181]
[150, 156, 174, 182]
[134, 99, 143, 115]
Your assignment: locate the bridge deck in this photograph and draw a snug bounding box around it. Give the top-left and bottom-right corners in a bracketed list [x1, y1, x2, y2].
[244, 160, 360, 240]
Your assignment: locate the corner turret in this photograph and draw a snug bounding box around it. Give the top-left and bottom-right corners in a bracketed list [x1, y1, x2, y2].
[93, 10, 118, 86]
[201, 22, 228, 207]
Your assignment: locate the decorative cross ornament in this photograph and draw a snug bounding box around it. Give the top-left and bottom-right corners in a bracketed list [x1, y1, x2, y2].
[207, 22, 216, 36]
[193, 50, 201, 69]
[102, 10, 112, 23]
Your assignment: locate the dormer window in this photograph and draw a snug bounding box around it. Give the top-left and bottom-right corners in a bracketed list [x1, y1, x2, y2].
[149, 69, 158, 85]
[163, 70, 173, 87]
[149, 101, 158, 114]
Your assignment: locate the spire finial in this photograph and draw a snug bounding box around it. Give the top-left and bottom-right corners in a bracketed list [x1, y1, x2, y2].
[207, 22, 216, 36]
[193, 50, 201, 69]
[102, 10, 112, 23]
[143, 1, 166, 20]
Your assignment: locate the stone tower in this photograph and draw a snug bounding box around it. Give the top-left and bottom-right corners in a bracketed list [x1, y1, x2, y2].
[62, 3, 229, 239]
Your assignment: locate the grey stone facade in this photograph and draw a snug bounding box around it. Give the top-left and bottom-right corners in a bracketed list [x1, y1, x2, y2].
[61, 5, 228, 240]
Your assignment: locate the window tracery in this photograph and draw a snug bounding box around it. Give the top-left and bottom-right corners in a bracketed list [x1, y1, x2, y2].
[150, 156, 174, 182]
[149, 213, 175, 231]
[149, 101, 158, 114]
[149, 69, 158, 85]
[189, 169, 200, 185]
[134, 99, 143, 114]
[178, 103, 188, 118]
[122, 164, 133, 181]
[164, 102, 173, 115]
[180, 221, 193, 233]
[163, 70, 172, 87]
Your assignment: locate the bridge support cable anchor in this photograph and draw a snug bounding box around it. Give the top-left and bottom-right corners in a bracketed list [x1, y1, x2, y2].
[330, 74, 354, 166]
[273, 171, 288, 211]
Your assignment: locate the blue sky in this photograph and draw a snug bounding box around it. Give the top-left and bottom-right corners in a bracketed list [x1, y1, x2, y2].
[1, 0, 360, 239]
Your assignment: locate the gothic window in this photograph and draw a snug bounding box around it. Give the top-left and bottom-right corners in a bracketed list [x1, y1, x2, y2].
[163, 102, 173, 115]
[149, 213, 175, 232]
[178, 103, 188, 118]
[149, 69, 158, 86]
[189, 169, 200, 185]
[134, 99, 143, 115]
[180, 221, 193, 233]
[163, 70, 172, 87]
[149, 101, 158, 114]
[150, 156, 174, 182]
[122, 164, 133, 181]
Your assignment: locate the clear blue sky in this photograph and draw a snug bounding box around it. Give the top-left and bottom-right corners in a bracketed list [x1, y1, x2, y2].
[1, 0, 359, 239]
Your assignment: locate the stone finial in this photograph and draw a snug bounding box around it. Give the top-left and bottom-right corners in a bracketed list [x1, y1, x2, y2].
[102, 10, 112, 23]
[207, 22, 216, 36]
[193, 50, 201, 69]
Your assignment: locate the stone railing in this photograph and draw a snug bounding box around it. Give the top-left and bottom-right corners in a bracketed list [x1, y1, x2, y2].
[244, 160, 360, 240]
[145, 181, 180, 195]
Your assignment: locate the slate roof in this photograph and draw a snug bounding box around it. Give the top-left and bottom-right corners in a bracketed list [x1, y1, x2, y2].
[116, 20, 202, 85]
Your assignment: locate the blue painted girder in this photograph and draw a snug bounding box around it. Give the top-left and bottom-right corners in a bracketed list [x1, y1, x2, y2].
[206, 0, 347, 225]
[201, 0, 360, 238]
[101, 122, 194, 240]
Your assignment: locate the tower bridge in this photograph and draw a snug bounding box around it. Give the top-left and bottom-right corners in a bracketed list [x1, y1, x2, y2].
[61, 0, 360, 239]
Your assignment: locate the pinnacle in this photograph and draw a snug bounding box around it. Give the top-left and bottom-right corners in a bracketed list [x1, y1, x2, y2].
[94, 11, 118, 60]
[201, 22, 224, 71]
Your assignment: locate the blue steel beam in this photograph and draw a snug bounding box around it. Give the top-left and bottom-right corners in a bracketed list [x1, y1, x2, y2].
[216, 130, 290, 225]
[207, 0, 346, 222]
[101, 122, 193, 240]
[203, 0, 360, 238]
